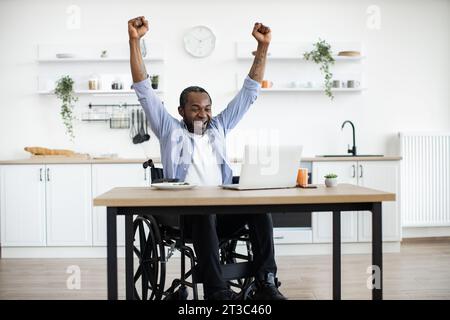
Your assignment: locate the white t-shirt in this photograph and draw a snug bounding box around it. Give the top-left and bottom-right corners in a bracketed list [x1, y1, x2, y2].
[184, 133, 223, 186]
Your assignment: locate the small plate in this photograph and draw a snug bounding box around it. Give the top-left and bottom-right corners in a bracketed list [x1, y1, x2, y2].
[56, 53, 77, 59]
[151, 182, 197, 190]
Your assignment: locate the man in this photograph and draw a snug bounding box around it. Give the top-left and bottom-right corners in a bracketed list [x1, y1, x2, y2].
[128, 16, 286, 301]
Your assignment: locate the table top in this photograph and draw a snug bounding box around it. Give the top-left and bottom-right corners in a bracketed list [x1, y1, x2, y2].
[93, 184, 395, 207]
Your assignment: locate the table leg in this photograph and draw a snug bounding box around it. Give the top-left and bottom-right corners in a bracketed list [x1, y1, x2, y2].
[107, 207, 118, 300]
[332, 210, 341, 300]
[125, 214, 134, 300]
[372, 202, 383, 300]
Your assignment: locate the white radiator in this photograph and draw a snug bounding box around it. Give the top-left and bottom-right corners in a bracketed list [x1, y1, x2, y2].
[400, 132, 450, 227]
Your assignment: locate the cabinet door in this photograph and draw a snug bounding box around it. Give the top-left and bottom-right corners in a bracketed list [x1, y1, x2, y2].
[0, 165, 46, 246]
[312, 161, 358, 243]
[92, 164, 149, 246]
[46, 164, 92, 246]
[357, 161, 400, 242]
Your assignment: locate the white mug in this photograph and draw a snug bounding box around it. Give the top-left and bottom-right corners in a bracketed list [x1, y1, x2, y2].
[290, 81, 301, 88]
[347, 80, 360, 88]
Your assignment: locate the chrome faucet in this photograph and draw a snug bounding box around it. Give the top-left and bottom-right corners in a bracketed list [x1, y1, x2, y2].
[341, 120, 357, 156]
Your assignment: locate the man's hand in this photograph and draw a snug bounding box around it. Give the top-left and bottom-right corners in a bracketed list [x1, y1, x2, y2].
[248, 23, 271, 83]
[252, 22, 271, 45]
[128, 16, 149, 40]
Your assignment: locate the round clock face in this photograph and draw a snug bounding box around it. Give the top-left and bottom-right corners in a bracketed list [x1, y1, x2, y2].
[183, 25, 216, 58]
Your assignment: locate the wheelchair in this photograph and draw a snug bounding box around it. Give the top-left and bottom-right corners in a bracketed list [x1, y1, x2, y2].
[132, 159, 258, 300]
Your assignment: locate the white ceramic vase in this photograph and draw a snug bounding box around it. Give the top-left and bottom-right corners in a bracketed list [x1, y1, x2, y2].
[325, 177, 338, 187]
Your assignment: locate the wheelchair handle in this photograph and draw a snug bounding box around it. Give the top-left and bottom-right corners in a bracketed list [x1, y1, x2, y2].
[143, 159, 155, 169]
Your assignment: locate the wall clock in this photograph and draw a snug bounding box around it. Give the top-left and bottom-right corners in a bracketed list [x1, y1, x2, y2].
[183, 25, 216, 58]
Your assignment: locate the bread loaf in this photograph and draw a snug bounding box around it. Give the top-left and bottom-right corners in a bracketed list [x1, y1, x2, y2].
[24, 147, 76, 156]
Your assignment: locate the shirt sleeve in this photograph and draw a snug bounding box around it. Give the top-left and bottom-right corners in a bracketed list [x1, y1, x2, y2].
[214, 75, 261, 135]
[132, 77, 177, 139]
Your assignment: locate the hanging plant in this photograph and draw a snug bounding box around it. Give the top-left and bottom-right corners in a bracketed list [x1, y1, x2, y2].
[54, 75, 78, 140]
[303, 39, 335, 100]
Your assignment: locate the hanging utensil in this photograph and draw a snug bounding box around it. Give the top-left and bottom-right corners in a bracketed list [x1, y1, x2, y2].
[132, 109, 142, 144]
[129, 110, 136, 140]
[139, 110, 146, 138]
[143, 111, 150, 141]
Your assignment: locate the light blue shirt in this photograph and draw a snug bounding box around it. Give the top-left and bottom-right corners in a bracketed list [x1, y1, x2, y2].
[132, 76, 260, 184]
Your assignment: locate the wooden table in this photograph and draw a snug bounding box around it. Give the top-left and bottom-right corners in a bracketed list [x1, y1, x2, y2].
[93, 183, 395, 300]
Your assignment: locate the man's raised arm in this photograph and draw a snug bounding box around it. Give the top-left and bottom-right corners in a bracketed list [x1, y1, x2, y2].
[248, 23, 271, 83]
[128, 16, 176, 139]
[215, 23, 271, 134]
[128, 16, 149, 83]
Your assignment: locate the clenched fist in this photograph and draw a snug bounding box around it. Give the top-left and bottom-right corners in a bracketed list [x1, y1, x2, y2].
[252, 22, 271, 45]
[128, 16, 149, 40]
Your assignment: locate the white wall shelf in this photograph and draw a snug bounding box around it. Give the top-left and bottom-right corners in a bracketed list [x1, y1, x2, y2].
[237, 55, 365, 61]
[38, 89, 163, 96]
[259, 88, 366, 92]
[236, 41, 364, 60]
[37, 57, 162, 63]
[37, 42, 165, 98]
[235, 41, 365, 94]
[37, 42, 164, 61]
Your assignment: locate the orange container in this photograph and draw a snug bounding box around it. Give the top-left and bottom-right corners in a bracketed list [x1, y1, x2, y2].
[297, 168, 308, 187]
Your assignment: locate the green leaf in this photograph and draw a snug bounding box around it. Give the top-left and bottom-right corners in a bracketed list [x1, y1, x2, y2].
[303, 39, 335, 100]
[55, 75, 77, 140]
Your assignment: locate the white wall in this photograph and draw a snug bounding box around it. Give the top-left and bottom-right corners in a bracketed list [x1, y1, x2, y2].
[0, 0, 449, 160]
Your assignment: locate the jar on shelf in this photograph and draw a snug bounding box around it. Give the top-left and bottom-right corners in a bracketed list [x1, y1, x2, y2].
[88, 75, 100, 90]
[111, 78, 123, 90]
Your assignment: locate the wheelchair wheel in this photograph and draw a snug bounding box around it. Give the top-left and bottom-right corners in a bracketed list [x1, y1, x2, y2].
[220, 238, 254, 298]
[133, 215, 166, 300]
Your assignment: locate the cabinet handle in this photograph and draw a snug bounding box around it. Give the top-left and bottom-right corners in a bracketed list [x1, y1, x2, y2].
[144, 169, 147, 181]
[39, 168, 43, 181]
[359, 165, 363, 178]
[352, 165, 356, 178]
[46, 168, 50, 181]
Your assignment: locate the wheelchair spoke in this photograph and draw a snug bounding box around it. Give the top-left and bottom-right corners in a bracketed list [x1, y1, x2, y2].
[139, 221, 147, 254]
[133, 246, 142, 260]
[134, 265, 142, 283]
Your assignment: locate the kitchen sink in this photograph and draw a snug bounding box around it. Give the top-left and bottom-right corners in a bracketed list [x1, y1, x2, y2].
[316, 154, 384, 157]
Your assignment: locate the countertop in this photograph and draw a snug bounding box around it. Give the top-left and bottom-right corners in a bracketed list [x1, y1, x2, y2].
[0, 156, 402, 165]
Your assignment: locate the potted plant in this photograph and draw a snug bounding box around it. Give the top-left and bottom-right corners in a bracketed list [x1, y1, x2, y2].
[303, 39, 335, 100]
[54, 75, 78, 140]
[324, 173, 338, 187]
[150, 75, 159, 90]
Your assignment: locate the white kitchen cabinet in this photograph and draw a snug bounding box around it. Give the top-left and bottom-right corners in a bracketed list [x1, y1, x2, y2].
[0, 165, 46, 246]
[312, 161, 359, 243]
[312, 160, 400, 243]
[357, 161, 401, 241]
[92, 163, 150, 246]
[45, 164, 92, 246]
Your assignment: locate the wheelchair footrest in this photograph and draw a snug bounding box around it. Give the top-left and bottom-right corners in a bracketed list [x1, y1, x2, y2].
[192, 262, 253, 283]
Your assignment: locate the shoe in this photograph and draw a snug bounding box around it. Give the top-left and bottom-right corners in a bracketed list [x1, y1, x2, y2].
[252, 273, 287, 300]
[205, 289, 238, 301]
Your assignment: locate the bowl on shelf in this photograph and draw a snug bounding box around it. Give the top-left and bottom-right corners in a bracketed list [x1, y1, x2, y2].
[56, 53, 77, 59]
[337, 51, 361, 57]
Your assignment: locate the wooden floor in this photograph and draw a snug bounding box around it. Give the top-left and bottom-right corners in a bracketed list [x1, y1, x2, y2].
[1, 239, 449, 300]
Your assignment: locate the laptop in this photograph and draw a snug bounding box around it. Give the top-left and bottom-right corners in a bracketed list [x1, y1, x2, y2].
[222, 145, 303, 190]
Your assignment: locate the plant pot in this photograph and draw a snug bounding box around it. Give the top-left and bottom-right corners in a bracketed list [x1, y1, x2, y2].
[325, 177, 338, 187]
[151, 83, 158, 90]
